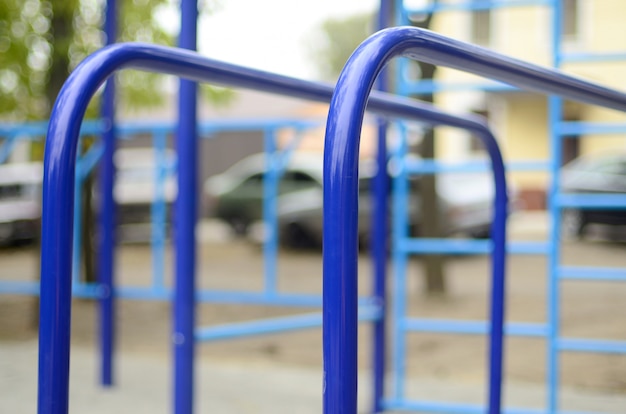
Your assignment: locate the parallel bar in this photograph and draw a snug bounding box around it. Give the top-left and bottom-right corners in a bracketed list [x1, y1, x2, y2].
[404, 318, 548, 337]
[173, 1, 198, 413]
[399, 238, 547, 255]
[557, 338, 626, 354]
[404, 0, 551, 14]
[558, 266, 626, 282]
[383, 399, 596, 414]
[557, 121, 626, 136]
[195, 305, 381, 342]
[561, 51, 626, 63]
[403, 159, 548, 174]
[402, 79, 516, 95]
[555, 193, 626, 209]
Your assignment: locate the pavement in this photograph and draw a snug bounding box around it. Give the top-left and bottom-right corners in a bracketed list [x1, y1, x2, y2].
[3, 211, 626, 413]
[3, 339, 626, 413]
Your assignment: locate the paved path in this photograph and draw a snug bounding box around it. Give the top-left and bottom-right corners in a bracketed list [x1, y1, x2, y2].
[3, 340, 626, 413]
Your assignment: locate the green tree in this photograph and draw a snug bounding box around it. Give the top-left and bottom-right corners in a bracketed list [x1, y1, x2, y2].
[307, 11, 375, 81]
[0, 0, 230, 121]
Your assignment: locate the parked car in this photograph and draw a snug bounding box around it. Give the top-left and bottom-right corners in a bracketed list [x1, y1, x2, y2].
[113, 147, 177, 241]
[0, 162, 43, 246]
[560, 152, 626, 238]
[205, 152, 505, 248]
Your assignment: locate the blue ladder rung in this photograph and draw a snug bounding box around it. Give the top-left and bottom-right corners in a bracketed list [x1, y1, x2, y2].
[557, 338, 626, 354]
[403, 0, 551, 14]
[401, 79, 516, 95]
[384, 398, 602, 414]
[402, 159, 548, 174]
[558, 266, 626, 282]
[399, 238, 548, 255]
[556, 193, 626, 209]
[196, 304, 382, 342]
[561, 51, 626, 63]
[403, 318, 547, 337]
[0, 280, 40, 295]
[557, 121, 626, 135]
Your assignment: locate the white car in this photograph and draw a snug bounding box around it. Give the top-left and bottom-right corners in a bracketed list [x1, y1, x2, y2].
[0, 162, 43, 245]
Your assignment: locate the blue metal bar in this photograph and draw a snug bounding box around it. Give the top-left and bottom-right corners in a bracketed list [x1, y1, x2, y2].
[391, 123, 411, 402]
[548, 2, 565, 411]
[557, 121, 626, 135]
[401, 79, 516, 95]
[151, 130, 169, 290]
[0, 281, 40, 295]
[173, 1, 198, 413]
[323, 28, 510, 414]
[372, 2, 392, 411]
[383, 399, 601, 414]
[262, 128, 279, 296]
[38, 42, 493, 414]
[557, 266, 626, 282]
[555, 193, 626, 209]
[99, 0, 117, 389]
[404, 319, 548, 337]
[322, 24, 626, 414]
[398, 238, 548, 255]
[561, 51, 626, 63]
[404, 159, 549, 174]
[0, 134, 19, 164]
[36, 32, 626, 413]
[557, 338, 626, 354]
[403, 0, 552, 15]
[195, 305, 382, 342]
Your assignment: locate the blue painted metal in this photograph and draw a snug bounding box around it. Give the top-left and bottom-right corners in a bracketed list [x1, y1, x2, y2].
[36, 40, 518, 414]
[174, 1, 199, 413]
[99, 0, 117, 389]
[322, 29, 508, 414]
[373, 1, 392, 412]
[262, 128, 280, 296]
[151, 130, 170, 290]
[322, 25, 626, 414]
[404, 319, 548, 337]
[557, 266, 626, 282]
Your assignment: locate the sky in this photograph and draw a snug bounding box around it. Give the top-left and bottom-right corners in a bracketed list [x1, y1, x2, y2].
[197, 0, 379, 80]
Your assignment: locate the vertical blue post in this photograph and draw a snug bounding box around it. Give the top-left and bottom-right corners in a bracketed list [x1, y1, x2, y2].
[99, 0, 117, 387]
[263, 128, 279, 296]
[547, 1, 564, 412]
[372, 1, 391, 411]
[152, 130, 168, 292]
[174, 0, 198, 413]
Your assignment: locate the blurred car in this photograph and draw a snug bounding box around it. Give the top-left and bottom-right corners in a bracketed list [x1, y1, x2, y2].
[205, 152, 504, 248]
[560, 152, 626, 238]
[0, 162, 43, 246]
[113, 147, 177, 241]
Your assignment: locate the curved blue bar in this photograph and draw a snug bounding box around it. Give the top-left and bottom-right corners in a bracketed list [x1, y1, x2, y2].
[321, 26, 626, 414]
[36, 41, 505, 414]
[322, 45, 506, 414]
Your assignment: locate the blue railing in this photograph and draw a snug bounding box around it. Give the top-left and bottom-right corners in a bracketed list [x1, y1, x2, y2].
[32, 26, 626, 414]
[322, 26, 626, 414]
[35, 41, 511, 414]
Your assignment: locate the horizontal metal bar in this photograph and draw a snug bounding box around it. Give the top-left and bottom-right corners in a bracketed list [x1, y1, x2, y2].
[561, 51, 626, 63]
[400, 79, 516, 95]
[557, 338, 626, 354]
[196, 304, 382, 342]
[558, 266, 626, 282]
[398, 238, 547, 255]
[0, 280, 40, 295]
[403, 318, 547, 337]
[383, 399, 596, 414]
[555, 193, 626, 209]
[402, 159, 548, 174]
[404, 0, 551, 14]
[557, 121, 626, 136]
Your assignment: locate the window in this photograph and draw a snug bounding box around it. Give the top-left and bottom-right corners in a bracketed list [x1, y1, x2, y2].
[471, 0, 492, 46]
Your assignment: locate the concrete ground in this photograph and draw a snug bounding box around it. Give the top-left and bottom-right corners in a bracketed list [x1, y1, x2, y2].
[1, 211, 626, 413]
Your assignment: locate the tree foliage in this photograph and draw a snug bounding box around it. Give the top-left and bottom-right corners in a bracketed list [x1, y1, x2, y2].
[307, 12, 374, 82]
[0, 0, 230, 121]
